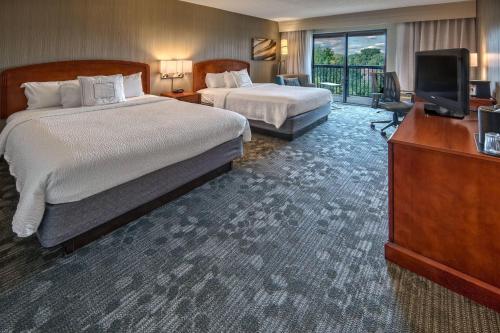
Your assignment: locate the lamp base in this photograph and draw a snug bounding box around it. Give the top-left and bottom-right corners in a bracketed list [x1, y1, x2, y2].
[173, 88, 184, 93]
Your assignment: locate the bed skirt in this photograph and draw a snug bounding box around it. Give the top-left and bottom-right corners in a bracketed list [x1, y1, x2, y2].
[37, 137, 243, 248]
[249, 102, 331, 140]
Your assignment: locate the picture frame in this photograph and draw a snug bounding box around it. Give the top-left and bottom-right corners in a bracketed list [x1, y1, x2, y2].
[252, 38, 277, 61]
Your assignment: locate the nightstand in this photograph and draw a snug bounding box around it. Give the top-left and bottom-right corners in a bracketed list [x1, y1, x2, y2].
[161, 91, 201, 104]
[469, 97, 497, 111]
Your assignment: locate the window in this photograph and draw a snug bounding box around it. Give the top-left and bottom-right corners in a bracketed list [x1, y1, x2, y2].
[312, 30, 386, 104]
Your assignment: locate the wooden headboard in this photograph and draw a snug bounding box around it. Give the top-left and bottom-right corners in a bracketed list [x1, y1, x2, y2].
[0, 60, 150, 119]
[192, 59, 250, 92]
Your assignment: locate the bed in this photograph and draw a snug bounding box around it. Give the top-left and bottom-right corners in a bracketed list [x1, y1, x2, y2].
[193, 59, 332, 140]
[0, 60, 250, 252]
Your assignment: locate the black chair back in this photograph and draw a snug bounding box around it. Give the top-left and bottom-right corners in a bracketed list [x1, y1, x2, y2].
[383, 72, 401, 102]
[370, 72, 402, 102]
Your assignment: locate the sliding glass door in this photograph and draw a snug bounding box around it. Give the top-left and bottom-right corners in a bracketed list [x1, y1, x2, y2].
[312, 30, 386, 104]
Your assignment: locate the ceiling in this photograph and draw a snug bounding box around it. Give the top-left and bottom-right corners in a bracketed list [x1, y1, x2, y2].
[181, 0, 473, 21]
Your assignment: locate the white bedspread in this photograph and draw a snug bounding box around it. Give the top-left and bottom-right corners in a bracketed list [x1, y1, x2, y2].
[198, 83, 331, 128]
[0, 96, 250, 237]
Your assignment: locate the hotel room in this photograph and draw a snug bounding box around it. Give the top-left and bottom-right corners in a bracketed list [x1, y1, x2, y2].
[0, 0, 499, 331]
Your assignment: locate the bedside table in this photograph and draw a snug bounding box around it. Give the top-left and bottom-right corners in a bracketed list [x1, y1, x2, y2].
[161, 91, 201, 104]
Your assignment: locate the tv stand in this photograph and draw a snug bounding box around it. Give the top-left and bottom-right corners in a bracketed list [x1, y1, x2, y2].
[387, 102, 500, 312]
[424, 103, 464, 119]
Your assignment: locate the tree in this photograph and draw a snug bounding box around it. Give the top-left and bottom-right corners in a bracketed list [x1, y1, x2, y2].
[348, 48, 384, 66]
[314, 47, 344, 65]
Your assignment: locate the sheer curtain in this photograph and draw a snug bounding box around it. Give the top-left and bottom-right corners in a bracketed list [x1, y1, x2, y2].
[395, 18, 476, 90]
[280, 30, 313, 77]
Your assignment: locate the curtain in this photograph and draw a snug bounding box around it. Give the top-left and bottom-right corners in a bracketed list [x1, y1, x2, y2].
[280, 30, 313, 77]
[395, 18, 476, 91]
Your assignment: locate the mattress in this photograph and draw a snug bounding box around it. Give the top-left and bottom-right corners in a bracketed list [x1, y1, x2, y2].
[197, 83, 331, 128]
[0, 95, 250, 237]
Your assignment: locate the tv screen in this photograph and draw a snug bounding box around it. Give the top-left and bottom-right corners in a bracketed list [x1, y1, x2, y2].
[415, 49, 469, 118]
[416, 56, 458, 101]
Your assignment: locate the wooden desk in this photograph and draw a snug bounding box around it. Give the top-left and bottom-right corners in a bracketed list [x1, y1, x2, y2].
[414, 95, 496, 111]
[386, 102, 500, 312]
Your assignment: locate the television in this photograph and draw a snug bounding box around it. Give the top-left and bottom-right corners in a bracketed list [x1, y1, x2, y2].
[415, 48, 470, 118]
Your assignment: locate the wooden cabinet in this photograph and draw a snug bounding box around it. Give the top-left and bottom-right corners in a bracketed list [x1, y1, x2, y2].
[470, 97, 496, 111]
[161, 91, 201, 104]
[386, 103, 500, 312]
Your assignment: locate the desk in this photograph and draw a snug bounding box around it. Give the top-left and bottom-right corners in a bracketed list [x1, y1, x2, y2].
[386, 102, 500, 312]
[414, 95, 497, 111]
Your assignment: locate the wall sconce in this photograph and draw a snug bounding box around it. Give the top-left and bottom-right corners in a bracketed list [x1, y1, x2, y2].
[281, 39, 288, 57]
[278, 39, 288, 74]
[470, 53, 478, 68]
[160, 60, 193, 92]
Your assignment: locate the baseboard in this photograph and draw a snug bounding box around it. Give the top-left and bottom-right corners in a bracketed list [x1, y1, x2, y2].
[385, 242, 500, 312]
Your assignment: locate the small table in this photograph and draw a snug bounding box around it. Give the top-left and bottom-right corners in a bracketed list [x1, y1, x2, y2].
[320, 82, 341, 109]
[161, 91, 201, 104]
[320, 82, 341, 89]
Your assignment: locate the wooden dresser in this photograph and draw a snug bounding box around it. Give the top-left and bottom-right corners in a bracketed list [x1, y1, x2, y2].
[386, 103, 500, 312]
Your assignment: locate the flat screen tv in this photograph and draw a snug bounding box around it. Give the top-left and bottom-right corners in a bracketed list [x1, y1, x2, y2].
[415, 48, 470, 118]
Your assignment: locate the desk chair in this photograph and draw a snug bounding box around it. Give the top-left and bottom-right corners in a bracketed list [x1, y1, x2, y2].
[370, 72, 414, 137]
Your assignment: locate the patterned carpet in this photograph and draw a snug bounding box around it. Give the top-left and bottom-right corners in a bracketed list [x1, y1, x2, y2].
[0, 105, 499, 332]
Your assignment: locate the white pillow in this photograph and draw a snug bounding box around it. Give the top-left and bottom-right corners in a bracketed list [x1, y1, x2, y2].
[60, 80, 82, 108]
[205, 72, 226, 88]
[123, 72, 144, 98]
[231, 69, 253, 88]
[78, 74, 126, 106]
[21, 81, 61, 110]
[223, 71, 237, 88]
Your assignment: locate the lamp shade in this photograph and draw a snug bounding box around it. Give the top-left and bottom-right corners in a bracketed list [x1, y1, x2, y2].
[160, 60, 178, 74]
[281, 39, 288, 56]
[470, 53, 478, 67]
[182, 60, 193, 74]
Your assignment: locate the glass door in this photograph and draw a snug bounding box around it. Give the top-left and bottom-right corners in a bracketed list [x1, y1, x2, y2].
[313, 30, 386, 104]
[312, 33, 346, 103]
[346, 31, 386, 104]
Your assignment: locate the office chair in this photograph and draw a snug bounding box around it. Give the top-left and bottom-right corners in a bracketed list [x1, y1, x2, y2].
[370, 72, 414, 137]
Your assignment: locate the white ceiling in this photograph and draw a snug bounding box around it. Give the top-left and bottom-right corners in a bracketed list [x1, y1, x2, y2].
[181, 0, 472, 21]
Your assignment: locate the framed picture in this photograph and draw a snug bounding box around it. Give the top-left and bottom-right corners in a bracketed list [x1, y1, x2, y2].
[252, 38, 277, 61]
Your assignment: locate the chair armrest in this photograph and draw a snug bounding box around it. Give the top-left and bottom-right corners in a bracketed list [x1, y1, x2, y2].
[275, 75, 286, 85]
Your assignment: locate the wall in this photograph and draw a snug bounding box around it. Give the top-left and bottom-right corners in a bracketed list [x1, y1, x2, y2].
[279, 1, 476, 73]
[0, 0, 279, 94]
[477, 0, 500, 100]
[279, 1, 476, 32]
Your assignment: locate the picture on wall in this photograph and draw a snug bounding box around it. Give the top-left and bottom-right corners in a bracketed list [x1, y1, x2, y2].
[252, 38, 277, 61]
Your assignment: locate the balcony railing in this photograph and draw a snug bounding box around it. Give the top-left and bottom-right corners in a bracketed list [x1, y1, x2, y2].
[312, 64, 384, 98]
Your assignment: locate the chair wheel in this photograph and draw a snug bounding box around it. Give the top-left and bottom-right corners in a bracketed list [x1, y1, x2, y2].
[381, 131, 387, 137]
[370, 124, 375, 130]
